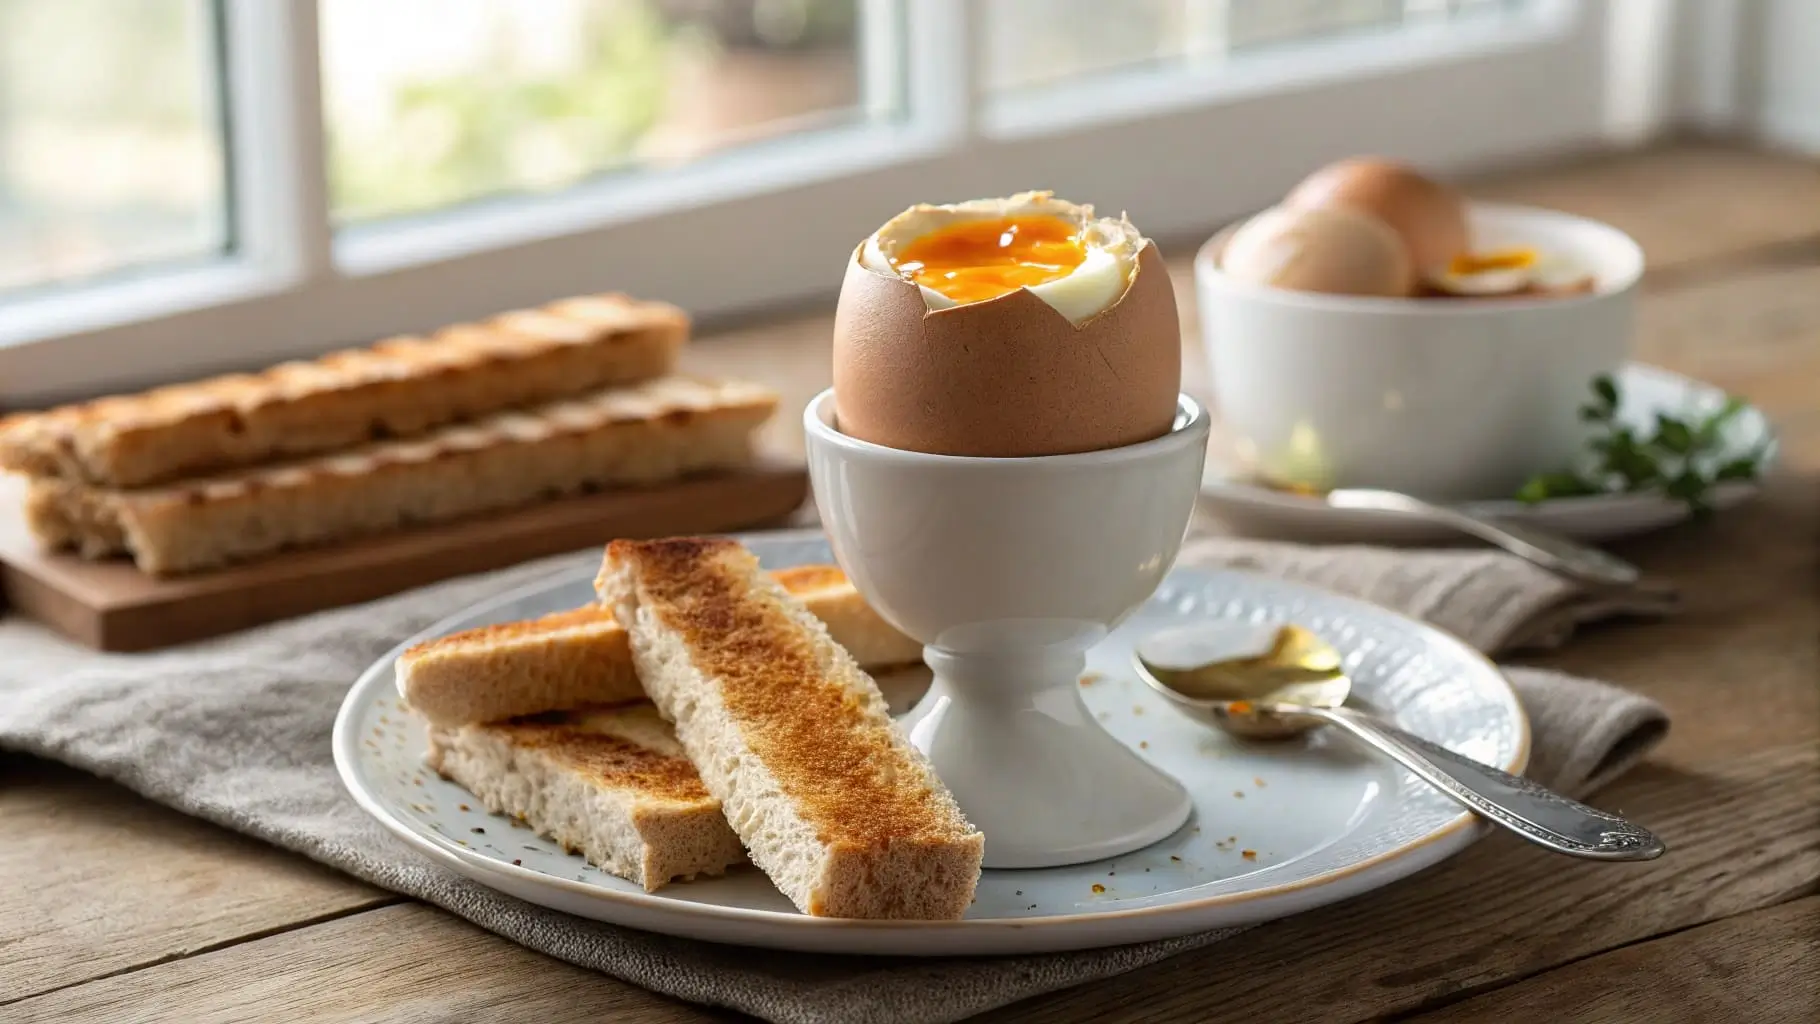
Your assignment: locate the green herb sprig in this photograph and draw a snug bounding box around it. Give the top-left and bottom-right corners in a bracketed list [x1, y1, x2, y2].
[1516, 375, 1768, 514]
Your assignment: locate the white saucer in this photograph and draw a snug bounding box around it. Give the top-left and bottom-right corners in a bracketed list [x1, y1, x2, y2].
[1201, 364, 1778, 544]
[335, 532, 1527, 956]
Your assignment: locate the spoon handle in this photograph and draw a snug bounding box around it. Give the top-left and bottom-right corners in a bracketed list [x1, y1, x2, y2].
[1306, 705, 1666, 860]
[1325, 489, 1642, 588]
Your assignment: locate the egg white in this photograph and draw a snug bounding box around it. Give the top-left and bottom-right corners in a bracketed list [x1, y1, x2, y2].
[1426, 249, 1593, 296]
[860, 191, 1142, 326]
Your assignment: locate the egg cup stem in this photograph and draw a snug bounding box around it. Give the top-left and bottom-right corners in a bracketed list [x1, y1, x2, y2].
[902, 647, 1193, 868]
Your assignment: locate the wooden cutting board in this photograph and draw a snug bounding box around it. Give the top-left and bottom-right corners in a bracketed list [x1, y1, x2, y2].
[0, 461, 809, 652]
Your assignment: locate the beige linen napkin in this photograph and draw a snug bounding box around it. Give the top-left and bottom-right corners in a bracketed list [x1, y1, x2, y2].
[1179, 535, 1681, 653]
[0, 529, 1672, 1024]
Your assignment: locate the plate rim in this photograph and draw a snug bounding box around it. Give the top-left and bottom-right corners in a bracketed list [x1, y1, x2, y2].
[333, 535, 1531, 940]
[1200, 361, 1778, 517]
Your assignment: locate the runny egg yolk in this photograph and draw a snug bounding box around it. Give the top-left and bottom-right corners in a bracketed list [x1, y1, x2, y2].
[1447, 248, 1537, 276]
[889, 215, 1087, 304]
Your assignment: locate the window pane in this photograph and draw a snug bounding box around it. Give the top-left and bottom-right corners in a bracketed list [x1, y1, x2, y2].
[322, 0, 897, 224]
[982, 0, 1192, 94]
[0, 0, 227, 294]
[984, 0, 1524, 93]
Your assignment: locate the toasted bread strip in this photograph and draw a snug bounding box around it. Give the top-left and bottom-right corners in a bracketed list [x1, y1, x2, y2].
[426, 702, 746, 891]
[599, 538, 982, 920]
[399, 564, 921, 727]
[767, 564, 926, 669]
[26, 377, 775, 576]
[0, 293, 687, 488]
[407, 608, 637, 727]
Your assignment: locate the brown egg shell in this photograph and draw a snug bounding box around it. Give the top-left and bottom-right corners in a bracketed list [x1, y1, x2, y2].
[1285, 157, 1469, 273]
[832, 241, 1181, 457]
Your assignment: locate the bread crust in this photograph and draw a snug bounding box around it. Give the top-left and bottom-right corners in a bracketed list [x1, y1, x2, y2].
[27, 377, 775, 575]
[0, 293, 687, 488]
[398, 564, 921, 727]
[600, 537, 982, 919]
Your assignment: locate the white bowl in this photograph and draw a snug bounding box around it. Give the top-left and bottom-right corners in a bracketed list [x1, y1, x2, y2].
[1195, 202, 1645, 503]
[804, 390, 1209, 869]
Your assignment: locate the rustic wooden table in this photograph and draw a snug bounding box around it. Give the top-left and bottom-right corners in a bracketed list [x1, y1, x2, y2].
[4, 143, 1817, 1023]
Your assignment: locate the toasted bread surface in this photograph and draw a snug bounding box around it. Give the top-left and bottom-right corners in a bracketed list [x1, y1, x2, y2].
[600, 537, 981, 919]
[399, 607, 640, 727]
[0, 293, 687, 487]
[426, 702, 745, 891]
[399, 563, 920, 727]
[768, 563, 924, 668]
[767, 564, 846, 593]
[486, 704, 709, 805]
[27, 377, 775, 575]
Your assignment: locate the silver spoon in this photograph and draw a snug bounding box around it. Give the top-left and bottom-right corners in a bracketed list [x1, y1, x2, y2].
[1322, 488, 1642, 588]
[1133, 622, 1665, 861]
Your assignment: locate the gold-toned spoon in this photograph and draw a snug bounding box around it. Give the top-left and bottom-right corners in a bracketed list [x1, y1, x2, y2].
[1133, 622, 1665, 861]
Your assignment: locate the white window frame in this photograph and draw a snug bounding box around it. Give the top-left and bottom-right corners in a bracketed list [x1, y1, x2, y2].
[1, 0, 1630, 407]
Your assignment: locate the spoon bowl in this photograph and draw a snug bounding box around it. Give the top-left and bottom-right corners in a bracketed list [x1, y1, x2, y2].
[1132, 620, 1666, 861]
[1134, 622, 1349, 740]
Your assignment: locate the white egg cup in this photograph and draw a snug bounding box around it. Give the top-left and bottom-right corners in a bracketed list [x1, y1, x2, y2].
[804, 390, 1209, 868]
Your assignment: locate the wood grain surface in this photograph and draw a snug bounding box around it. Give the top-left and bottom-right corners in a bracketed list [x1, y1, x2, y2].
[1402, 895, 1820, 1024]
[0, 759, 389, 1004]
[2, 143, 1817, 1023]
[3, 904, 704, 1024]
[0, 463, 807, 651]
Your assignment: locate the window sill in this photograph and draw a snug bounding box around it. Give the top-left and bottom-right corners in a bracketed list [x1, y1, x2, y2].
[0, 261, 296, 352]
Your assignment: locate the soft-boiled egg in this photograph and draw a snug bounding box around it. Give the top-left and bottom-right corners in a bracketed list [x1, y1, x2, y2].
[858, 192, 1141, 325]
[835, 192, 1180, 457]
[1285, 157, 1469, 274]
[1422, 247, 1597, 298]
[1219, 204, 1414, 297]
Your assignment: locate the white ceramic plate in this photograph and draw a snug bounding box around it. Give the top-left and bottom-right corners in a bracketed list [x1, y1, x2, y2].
[1201, 364, 1778, 544]
[335, 533, 1528, 956]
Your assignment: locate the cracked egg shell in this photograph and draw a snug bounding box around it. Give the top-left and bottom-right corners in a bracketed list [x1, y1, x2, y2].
[832, 240, 1180, 457]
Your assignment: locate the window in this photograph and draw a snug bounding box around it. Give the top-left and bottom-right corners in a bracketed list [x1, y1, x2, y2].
[982, 0, 1199, 95]
[321, 0, 898, 224]
[0, 0, 228, 294]
[984, 0, 1527, 95]
[2, 0, 1617, 406]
